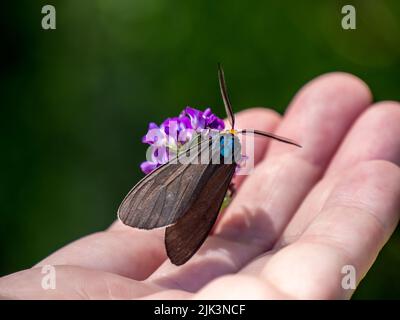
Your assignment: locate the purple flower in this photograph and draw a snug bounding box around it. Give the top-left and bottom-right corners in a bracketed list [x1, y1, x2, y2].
[140, 107, 225, 174]
[183, 107, 225, 131]
[140, 145, 170, 174]
[140, 161, 158, 174]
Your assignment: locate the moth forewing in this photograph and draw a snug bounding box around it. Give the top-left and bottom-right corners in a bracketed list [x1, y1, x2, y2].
[117, 137, 225, 230]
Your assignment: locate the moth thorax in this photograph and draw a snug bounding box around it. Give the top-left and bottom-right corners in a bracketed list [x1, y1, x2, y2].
[219, 133, 241, 164]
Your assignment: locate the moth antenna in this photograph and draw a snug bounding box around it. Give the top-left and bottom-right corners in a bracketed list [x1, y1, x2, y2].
[218, 63, 235, 129]
[239, 129, 302, 148]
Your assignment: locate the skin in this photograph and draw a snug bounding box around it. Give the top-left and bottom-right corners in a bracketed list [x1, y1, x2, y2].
[1, 72, 400, 299]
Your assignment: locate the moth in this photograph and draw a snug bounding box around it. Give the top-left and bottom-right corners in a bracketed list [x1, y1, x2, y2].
[118, 64, 301, 265]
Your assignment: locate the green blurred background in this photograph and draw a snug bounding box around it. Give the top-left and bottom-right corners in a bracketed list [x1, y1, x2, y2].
[1, 0, 399, 298]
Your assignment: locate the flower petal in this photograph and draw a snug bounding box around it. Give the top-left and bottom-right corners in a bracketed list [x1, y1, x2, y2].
[140, 161, 159, 174]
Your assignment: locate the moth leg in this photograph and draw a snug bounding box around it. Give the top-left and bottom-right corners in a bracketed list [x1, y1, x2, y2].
[228, 182, 236, 198]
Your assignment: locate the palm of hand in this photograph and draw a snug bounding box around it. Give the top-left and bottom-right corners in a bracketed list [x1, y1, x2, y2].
[1, 73, 400, 299]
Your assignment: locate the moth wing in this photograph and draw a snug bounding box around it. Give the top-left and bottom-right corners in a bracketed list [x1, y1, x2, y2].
[118, 137, 220, 229]
[165, 163, 236, 265]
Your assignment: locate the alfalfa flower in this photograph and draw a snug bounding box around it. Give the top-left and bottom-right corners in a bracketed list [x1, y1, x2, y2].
[140, 107, 225, 174]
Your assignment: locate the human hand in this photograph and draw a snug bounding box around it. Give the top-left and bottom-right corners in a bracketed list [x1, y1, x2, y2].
[1, 72, 400, 299]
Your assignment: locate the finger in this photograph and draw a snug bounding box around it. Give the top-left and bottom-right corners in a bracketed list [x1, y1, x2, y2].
[35, 108, 279, 281]
[145, 73, 372, 292]
[36, 223, 167, 280]
[0, 265, 160, 299]
[139, 290, 192, 299]
[267, 72, 372, 160]
[245, 160, 400, 299]
[193, 274, 286, 299]
[326, 101, 400, 175]
[279, 101, 400, 245]
[217, 72, 372, 246]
